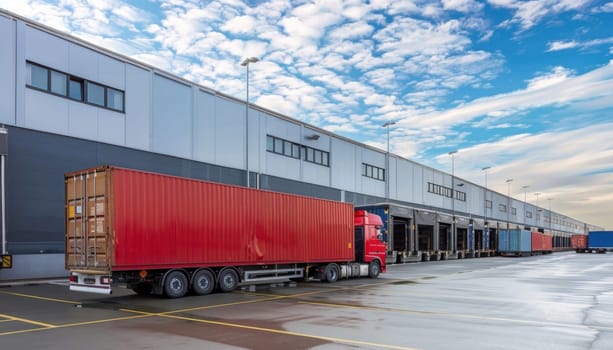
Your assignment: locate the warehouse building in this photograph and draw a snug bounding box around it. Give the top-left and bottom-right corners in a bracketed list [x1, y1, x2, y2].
[0, 10, 598, 280]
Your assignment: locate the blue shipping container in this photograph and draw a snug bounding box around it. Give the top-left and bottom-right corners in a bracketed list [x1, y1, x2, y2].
[499, 229, 531, 253]
[588, 231, 613, 249]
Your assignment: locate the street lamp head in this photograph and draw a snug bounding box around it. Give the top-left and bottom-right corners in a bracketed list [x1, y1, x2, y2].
[448, 150, 458, 155]
[382, 121, 396, 128]
[506, 179, 513, 183]
[241, 57, 259, 66]
[481, 166, 491, 171]
[522, 185, 530, 189]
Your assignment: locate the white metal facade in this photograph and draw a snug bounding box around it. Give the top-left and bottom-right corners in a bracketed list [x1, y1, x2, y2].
[0, 10, 590, 237]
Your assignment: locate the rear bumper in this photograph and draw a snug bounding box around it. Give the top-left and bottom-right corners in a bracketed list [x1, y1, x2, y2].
[69, 272, 112, 294]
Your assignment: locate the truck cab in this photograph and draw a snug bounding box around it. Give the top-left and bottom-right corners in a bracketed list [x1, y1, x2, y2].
[354, 210, 387, 274]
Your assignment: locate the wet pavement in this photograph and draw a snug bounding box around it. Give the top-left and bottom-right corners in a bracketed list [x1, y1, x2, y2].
[1, 252, 612, 349]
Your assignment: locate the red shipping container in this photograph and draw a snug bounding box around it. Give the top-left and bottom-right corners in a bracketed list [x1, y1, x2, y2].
[531, 232, 552, 253]
[571, 234, 587, 249]
[66, 166, 355, 272]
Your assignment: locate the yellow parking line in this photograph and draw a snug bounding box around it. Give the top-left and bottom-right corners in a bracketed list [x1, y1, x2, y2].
[0, 313, 55, 328]
[0, 313, 152, 336]
[120, 309, 417, 350]
[0, 291, 80, 305]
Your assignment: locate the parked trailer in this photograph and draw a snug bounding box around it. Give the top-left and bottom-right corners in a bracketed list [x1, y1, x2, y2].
[65, 166, 387, 298]
[498, 229, 531, 256]
[571, 234, 588, 253]
[531, 232, 553, 255]
[587, 231, 613, 253]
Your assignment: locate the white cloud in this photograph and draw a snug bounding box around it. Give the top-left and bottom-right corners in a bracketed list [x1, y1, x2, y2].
[221, 15, 257, 34]
[547, 37, 613, 52]
[488, 0, 591, 30]
[397, 61, 613, 130]
[444, 123, 613, 228]
[593, 2, 613, 12]
[328, 21, 374, 40]
[442, 0, 484, 13]
[526, 66, 573, 90]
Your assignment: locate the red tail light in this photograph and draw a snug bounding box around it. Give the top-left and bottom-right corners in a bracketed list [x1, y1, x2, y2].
[69, 275, 78, 283]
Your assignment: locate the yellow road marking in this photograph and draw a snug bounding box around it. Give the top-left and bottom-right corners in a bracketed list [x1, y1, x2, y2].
[0, 313, 55, 328]
[121, 309, 418, 350]
[0, 313, 151, 336]
[0, 291, 80, 305]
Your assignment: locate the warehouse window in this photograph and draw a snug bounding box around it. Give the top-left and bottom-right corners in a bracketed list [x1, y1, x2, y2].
[50, 70, 67, 95]
[86, 82, 105, 107]
[362, 163, 385, 181]
[455, 190, 466, 202]
[499, 204, 507, 213]
[303, 146, 329, 167]
[485, 200, 492, 208]
[511, 207, 517, 216]
[27, 63, 48, 90]
[266, 135, 300, 159]
[107, 87, 124, 111]
[25, 61, 125, 113]
[69, 77, 84, 101]
[526, 211, 533, 218]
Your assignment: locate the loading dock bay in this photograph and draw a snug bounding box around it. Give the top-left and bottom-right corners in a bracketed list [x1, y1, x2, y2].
[1, 253, 612, 350]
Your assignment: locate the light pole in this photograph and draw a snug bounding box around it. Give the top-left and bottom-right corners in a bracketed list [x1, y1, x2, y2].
[449, 150, 458, 253]
[522, 185, 529, 229]
[0, 126, 6, 255]
[383, 122, 396, 200]
[506, 179, 513, 230]
[481, 166, 491, 251]
[547, 198, 553, 232]
[534, 192, 541, 225]
[241, 56, 259, 188]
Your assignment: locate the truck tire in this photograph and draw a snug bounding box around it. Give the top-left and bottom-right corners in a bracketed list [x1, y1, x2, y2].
[324, 264, 339, 283]
[368, 260, 380, 279]
[192, 269, 215, 295]
[164, 271, 188, 298]
[218, 269, 239, 292]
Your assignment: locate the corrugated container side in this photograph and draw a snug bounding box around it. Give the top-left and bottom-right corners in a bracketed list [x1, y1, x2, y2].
[531, 232, 552, 252]
[108, 167, 354, 270]
[588, 231, 613, 249]
[571, 235, 587, 249]
[499, 229, 531, 253]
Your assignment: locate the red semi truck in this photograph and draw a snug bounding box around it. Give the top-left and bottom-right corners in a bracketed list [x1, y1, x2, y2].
[65, 166, 387, 298]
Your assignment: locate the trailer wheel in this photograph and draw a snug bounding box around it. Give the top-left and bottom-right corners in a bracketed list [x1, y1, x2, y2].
[368, 260, 380, 279]
[324, 264, 339, 283]
[164, 271, 188, 298]
[192, 269, 215, 295]
[218, 269, 239, 292]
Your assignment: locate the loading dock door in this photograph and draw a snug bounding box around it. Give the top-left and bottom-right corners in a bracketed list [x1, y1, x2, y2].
[418, 225, 434, 251]
[392, 217, 410, 254]
[439, 223, 451, 251]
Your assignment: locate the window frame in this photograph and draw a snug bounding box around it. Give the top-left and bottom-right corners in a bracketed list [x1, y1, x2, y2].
[25, 61, 125, 113]
[362, 163, 385, 181]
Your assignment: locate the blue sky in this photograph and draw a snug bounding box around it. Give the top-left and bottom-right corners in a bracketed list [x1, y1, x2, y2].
[2, 0, 613, 229]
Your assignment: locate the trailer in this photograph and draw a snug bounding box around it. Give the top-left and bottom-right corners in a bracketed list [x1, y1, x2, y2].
[65, 166, 387, 298]
[498, 229, 531, 256]
[571, 234, 588, 253]
[530, 232, 553, 255]
[587, 231, 613, 253]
